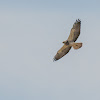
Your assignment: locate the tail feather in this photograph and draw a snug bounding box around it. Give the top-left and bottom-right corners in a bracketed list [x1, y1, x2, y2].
[72, 43, 82, 49]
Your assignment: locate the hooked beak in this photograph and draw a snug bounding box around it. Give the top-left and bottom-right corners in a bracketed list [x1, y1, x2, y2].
[62, 41, 66, 43]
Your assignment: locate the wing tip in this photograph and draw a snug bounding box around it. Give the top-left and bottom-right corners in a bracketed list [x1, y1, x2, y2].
[75, 19, 81, 23]
[73, 19, 81, 27]
[53, 57, 57, 62]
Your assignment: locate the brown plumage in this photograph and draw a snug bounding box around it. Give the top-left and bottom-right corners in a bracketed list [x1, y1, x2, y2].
[53, 19, 82, 61]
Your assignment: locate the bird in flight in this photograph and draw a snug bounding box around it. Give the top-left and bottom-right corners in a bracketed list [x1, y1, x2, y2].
[53, 19, 82, 61]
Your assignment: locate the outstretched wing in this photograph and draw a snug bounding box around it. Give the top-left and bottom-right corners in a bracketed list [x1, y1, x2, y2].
[68, 19, 81, 42]
[53, 45, 72, 61]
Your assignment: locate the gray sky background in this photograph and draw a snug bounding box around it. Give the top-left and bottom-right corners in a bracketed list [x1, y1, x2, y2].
[0, 0, 100, 100]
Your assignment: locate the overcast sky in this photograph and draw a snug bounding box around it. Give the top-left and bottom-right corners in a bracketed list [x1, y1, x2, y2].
[0, 0, 100, 100]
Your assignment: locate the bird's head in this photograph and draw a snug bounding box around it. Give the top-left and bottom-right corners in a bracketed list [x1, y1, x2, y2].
[62, 41, 66, 44]
[62, 40, 69, 45]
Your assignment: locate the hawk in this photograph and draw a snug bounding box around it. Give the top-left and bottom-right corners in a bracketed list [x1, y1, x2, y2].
[53, 19, 82, 61]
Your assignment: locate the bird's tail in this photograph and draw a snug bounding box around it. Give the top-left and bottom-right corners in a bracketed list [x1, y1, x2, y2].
[72, 43, 82, 49]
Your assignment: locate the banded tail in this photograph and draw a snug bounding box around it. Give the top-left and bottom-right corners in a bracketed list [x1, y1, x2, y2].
[72, 43, 82, 49]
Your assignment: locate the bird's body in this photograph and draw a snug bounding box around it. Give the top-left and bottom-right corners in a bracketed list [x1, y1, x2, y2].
[53, 19, 82, 61]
